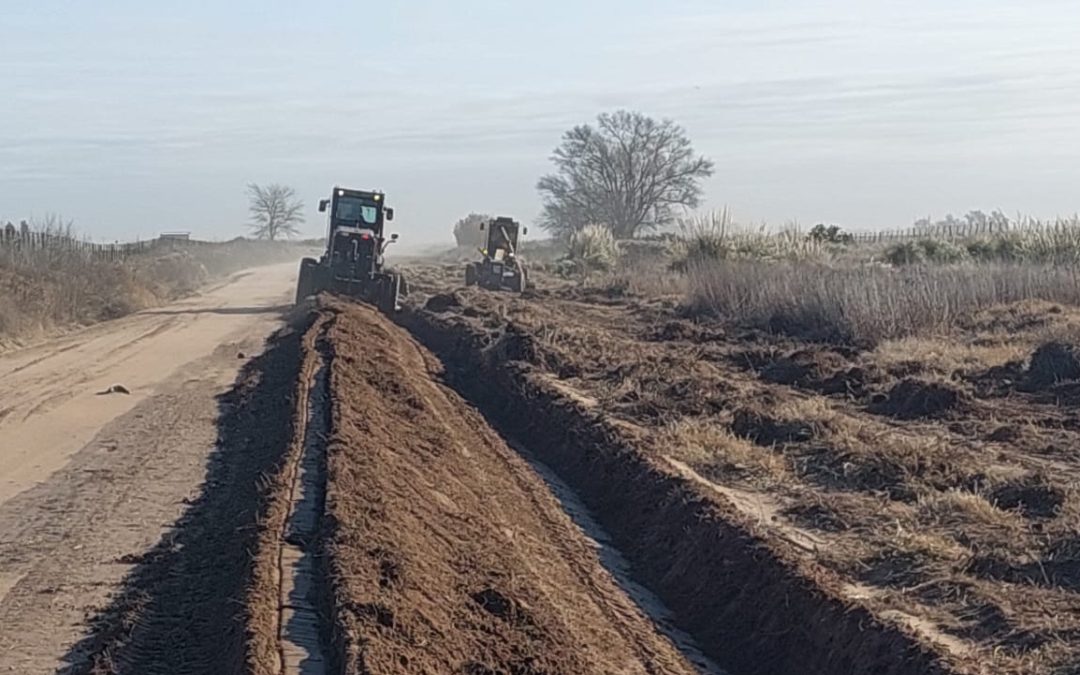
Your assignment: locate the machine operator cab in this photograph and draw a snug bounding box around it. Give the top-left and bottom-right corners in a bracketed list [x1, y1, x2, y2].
[479, 217, 526, 262]
[318, 187, 398, 271]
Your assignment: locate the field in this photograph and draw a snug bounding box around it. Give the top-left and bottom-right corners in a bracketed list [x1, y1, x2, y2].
[57, 241, 1080, 675]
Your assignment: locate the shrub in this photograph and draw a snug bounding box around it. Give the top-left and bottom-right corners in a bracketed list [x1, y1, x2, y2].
[885, 239, 968, 266]
[566, 224, 618, 273]
[669, 210, 733, 271]
[452, 213, 491, 249]
[917, 239, 969, 264]
[669, 210, 824, 271]
[878, 219, 1080, 266]
[883, 241, 924, 266]
[964, 238, 1000, 262]
[808, 224, 854, 245]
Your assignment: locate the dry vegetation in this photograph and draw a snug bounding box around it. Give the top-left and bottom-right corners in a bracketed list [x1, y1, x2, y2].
[686, 262, 1080, 345]
[405, 214, 1080, 672]
[654, 211, 1080, 346]
[0, 230, 308, 345]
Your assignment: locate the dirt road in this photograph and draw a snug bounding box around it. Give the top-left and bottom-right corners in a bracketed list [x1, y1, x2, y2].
[274, 300, 705, 674]
[0, 262, 298, 674]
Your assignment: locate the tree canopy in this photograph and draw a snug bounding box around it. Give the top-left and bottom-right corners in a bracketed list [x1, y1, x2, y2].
[537, 110, 714, 239]
[247, 183, 304, 240]
[453, 213, 492, 249]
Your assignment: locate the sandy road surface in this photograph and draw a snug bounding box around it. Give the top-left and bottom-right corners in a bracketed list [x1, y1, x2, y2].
[0, 262, 298, 673]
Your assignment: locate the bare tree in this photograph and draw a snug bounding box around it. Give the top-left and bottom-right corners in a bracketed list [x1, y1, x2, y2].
[247, 183, 304, 240]
[453, 213, 492, 249]
[537, 110, 714, 239]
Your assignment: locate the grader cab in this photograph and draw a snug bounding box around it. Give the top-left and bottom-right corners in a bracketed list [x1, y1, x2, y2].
[295, 187, 405, 313]
[464, 217, 528, 294]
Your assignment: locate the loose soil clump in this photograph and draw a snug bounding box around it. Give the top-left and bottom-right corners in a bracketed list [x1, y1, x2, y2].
[423, 292, 462, 313]
[759, 349, 848, 388]
[990, 475, 1065, 519]
[872, 378, 969, 419]
[1026, 341, 1080, 387]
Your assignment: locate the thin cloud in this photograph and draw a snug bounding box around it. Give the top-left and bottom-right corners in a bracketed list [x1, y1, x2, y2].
[2, 0, 1080, 239]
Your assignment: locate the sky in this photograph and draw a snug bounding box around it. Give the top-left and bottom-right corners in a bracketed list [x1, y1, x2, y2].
[2, 0, 1079, 246]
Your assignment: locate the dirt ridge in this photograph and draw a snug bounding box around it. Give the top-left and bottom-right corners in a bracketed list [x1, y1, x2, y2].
[318, 299, 704, 674]
[401, 305, 964, 675]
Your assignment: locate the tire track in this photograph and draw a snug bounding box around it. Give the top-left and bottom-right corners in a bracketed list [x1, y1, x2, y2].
[61, 320, 310, 675]
[275, 329, 331, 674]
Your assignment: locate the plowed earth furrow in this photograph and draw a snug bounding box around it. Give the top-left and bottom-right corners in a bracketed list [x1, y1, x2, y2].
[316, 299, 705, 674]
[401, 283, 961, 675]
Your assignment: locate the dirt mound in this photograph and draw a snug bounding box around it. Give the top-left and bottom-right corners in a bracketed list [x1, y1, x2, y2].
[1026, 342, 1080, 386]
[424, 292, 462, 313]
[732, 408, 818, 445]
[487, 322, 548, 367]
[319, 301, 699, 674]
[817, 364, 886, 397]
[782, 502, 851, 533]
[991, 476, 1065, 519]
[646, 319, 725, 343]
[872, 378, 969, 419]
[605, 361, 737, 421]
[648, 319, 704, 342]
[969, 360, 1026, 396]
[858, 550, 937, 590]
[988, 425, 1022, 442]
[760, 349, 848, 386]
[737, 348, 879, 397]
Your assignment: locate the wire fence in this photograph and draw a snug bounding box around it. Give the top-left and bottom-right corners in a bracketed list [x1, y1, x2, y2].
[849, 221, 1016, 244]
[847, 214, 1080, 244]
[0, 222, 211, 262]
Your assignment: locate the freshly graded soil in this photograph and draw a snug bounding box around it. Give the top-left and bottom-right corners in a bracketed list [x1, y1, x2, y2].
[318, 299, 700, 674]
[392, 262, 1080, 675]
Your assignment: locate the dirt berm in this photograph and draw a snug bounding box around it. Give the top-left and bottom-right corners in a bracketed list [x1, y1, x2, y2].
[308, 299, 702, 674]
[401, 304, 965, 675]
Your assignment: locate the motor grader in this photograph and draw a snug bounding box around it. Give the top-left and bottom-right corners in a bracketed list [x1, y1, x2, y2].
[295, 187, 406, 313]
[464, 216, 528, 293]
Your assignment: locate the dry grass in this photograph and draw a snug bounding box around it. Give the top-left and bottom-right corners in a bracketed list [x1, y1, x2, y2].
[663, 209, 1080, 346]
[658, 418, 790, 487]
[686, 261, 1080, 345]
[0, 235, 307, 344]
[418, 266, 1080, 673]
[566, 224, 619, 272]
[669, 209, 825, 271]
[915, 490, 1030, 547]
[873, 336, 1029, 376]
